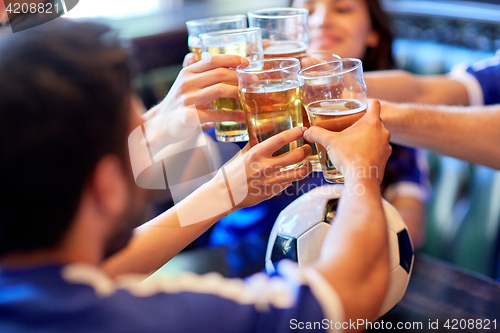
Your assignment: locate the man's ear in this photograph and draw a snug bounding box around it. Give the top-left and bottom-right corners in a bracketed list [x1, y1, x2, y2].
[90, 155, 128, 218]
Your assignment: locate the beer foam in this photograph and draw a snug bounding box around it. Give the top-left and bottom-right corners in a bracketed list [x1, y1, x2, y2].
[264, 41, 307, 55]
[307, 99, 366, 116]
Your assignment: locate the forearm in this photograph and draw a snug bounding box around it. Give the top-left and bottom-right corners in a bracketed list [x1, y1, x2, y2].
[389, 196, 425, 249]
[365, 71, 469, 105]
[382, 102, 500, 169]
[102, 171, 232, 278]
[313, 179, 390, 324]
[365, 70, 423, 103]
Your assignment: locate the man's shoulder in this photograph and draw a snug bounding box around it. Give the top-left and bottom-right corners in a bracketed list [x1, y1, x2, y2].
[0, 262, 335, 333]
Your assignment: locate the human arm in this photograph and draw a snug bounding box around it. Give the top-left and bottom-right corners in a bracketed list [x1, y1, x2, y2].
[102, 127, 312, 277]
[389, 196, 425, 248]
[381, 101, 500, 169]
[382, 146, 427, 248]
[365, 70, 470, 106]
[0, 0, 7, 23]
[303, 100, 393, 326]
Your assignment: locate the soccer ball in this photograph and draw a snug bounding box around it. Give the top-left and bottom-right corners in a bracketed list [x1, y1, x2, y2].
[265, 185, 414, 317]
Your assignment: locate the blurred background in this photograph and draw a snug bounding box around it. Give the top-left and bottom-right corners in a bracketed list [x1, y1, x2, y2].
[68, 0, 500, 280]
[65, 0, 500, 107]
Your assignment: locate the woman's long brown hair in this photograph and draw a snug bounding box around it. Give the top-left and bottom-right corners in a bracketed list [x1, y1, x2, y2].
[291, 0, 396, 71]
[362, 0, 395, 71]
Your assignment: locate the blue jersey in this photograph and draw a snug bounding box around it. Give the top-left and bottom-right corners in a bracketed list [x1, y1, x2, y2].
[466, 54, 500, 105]
[450, 52, 500, 106]
[0, 261, 343, 332]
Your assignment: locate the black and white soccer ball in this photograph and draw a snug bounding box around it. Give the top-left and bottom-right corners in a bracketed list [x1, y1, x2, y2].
[265, 185, 414, 317]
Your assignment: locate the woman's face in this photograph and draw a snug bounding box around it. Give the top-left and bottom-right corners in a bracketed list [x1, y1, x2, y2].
[292, 0, 379, 59]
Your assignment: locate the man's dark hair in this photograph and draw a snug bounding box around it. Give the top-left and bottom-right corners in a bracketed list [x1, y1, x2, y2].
[0, 19, 133, 257]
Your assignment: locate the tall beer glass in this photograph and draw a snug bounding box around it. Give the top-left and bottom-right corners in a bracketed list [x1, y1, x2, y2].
[186, 15, 247, 62]
[299, 59, 367, 183]
[236, 58, 304, 169]
[201, 28, 264, 142]
[248, 8, 309, 59]
[295, 52, 341, 172]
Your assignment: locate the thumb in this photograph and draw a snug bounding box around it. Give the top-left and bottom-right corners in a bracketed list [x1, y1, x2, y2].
[303, 126, 336, 148]
[365, 99, 381, 119]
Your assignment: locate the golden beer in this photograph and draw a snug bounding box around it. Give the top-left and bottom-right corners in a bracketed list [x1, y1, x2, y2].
[301, 79, 343, 171]
[189, 46, 203, 62]
[204, 42, 251, 141]
[306, 99, 367, 183]
[263, 41, 308, 59]
[239, 80, 303, 161]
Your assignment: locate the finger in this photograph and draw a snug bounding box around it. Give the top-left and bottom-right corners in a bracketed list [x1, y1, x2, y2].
[300, 56, 321, 69]
[184, 83, 240, 106]
[303, 126, 336, 147]
[256, 127, 307, 157]
[188, 68, 238, 89]
[202, 122, 215, 131]
[238, 72, 260, 85]
[197, 109, 246, 124]
[270, 144, 312, 170]
[365, 99, 381, 120]
[261, 39, 271, 50]
[183, 53, 197, 68]
[189, 54, 249, 74]
[240, 142, 251, 154]
[275, 162, 313, 182]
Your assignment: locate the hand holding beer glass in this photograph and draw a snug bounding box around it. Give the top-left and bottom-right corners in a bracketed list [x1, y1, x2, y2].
[236, 58, 305, 170]
[295, 52, 341, 171]
[200, 28, 263, 142]
[299, 59, 367, 183]
[248, 8, 309, 59]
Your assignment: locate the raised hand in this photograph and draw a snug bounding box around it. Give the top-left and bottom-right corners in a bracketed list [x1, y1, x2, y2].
[224, 127, 313, 209]
[144, 54, 248, 127]
[304, 100, 391, 184]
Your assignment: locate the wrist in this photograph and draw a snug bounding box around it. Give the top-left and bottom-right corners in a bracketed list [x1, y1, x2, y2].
[339, 160, 383, 185]
[381, 101, 408, 134]
[343, 175, 381, 194]
[174, 170, 235, 227]
[208, 170, 239, 214]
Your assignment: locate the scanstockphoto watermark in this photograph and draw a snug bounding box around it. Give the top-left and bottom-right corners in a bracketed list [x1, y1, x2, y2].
[290, 318, 424, 331]
[128, 105, 249, 227]
[248, 161, 380, 197]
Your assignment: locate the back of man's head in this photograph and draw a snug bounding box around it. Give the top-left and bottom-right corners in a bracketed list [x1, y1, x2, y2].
[0, 19, 133, 257]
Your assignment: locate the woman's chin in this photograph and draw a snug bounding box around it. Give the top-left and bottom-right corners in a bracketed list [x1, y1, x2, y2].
[308, 42, 341, 56]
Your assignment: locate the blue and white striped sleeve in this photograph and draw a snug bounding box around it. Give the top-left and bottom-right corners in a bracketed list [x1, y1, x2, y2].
[449, 52, 500, 106]
[116, 260, 345, 333]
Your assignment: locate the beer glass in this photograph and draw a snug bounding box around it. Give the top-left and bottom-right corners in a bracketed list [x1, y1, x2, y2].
[236, 58, 304, 169]
[248, 8, 309, 59]
[299, 59, 367, 183]
[295, 52, 341, 172]
[186, 15, 247, 62]
[201, 28, 264, 142]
